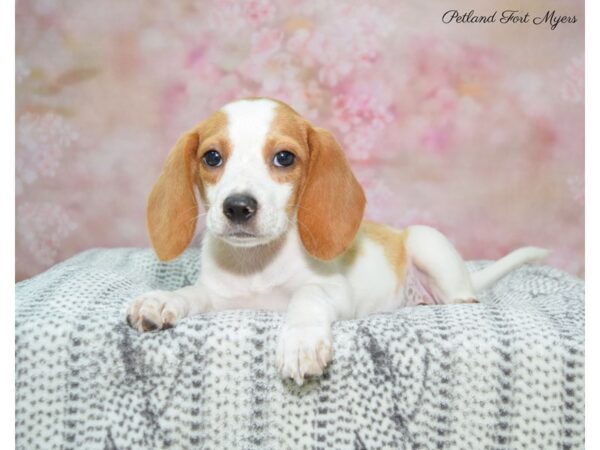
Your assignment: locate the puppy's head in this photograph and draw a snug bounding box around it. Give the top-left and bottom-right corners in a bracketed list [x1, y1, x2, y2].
[147, 98, 365, 261]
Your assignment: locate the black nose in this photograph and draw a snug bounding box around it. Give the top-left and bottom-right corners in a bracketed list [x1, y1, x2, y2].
[223, 194, 258, 223]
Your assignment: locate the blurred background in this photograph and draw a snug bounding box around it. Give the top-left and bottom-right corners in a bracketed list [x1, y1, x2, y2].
[16, 0, 584, 281]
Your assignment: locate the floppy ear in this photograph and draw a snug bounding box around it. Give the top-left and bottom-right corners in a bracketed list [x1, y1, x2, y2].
[297, 127, 366, 260]
[147, 131, 200, 261]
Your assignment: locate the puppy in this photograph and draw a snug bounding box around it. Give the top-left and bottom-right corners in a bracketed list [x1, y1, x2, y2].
[127, 97, 547, 385]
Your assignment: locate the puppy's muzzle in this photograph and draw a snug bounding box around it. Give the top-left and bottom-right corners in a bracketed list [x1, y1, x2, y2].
[223, 194, 258, 223]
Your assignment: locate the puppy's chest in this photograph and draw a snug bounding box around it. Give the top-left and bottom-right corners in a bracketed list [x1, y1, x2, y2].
[203, 269, 298, 312]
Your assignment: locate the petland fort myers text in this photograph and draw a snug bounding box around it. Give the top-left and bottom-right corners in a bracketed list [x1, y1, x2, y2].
[442, 9, 577, 30]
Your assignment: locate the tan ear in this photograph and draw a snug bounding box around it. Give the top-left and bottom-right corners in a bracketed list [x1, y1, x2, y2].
[147, 132, 200, 261]
[298, 127, 366, 260]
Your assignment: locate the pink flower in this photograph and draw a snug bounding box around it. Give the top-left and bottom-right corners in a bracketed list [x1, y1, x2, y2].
[420, 123, 453, 154]
[330, 81, 395, 161]
[16, 113, 78, 196]
[208, 0, 275, 33]
[561, 55, 584, 103]
[355, 168, 437, 229]
[236, 28, 284, 81]
[286, 28, 311, 55]
[243, 0, 276, 25]
[17, 202, 78, 266]
[288, 4, 393, 87]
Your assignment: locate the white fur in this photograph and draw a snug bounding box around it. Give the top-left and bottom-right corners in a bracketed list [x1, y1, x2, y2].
[127, 99, 546, 385]
[344, 231, 399, 317]
[470, 247, 550, 291]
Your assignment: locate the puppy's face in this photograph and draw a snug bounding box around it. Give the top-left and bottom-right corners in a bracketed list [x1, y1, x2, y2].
[147, 98, 366, 262]
[197, 99, 308, 247]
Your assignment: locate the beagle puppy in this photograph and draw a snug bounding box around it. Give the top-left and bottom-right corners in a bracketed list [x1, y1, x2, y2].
[127, 98, 547, 385]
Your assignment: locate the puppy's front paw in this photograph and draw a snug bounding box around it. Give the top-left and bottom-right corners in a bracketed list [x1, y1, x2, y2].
[276, 323, 333, 386]
[126, 290, 188, 332]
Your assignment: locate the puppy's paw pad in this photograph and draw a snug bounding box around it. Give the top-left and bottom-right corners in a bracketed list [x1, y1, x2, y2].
[141, 317, 160, 331]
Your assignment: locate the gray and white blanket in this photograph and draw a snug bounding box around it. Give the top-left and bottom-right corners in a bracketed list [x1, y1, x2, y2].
[15, 248, 584, 449]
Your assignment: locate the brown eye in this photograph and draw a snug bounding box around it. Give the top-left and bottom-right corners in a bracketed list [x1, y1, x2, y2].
[203, 150, 223, 167]
[273, 150, 295, 168]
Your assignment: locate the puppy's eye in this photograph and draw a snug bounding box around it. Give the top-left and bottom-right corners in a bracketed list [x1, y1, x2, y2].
[203, 150, 223, 167]
[273, 150, 295, 168]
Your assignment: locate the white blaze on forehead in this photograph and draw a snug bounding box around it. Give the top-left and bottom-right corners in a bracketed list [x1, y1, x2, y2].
[217, 98, 280, 193]
[221, 99, 277, 153]
[205, 98, 294, 242]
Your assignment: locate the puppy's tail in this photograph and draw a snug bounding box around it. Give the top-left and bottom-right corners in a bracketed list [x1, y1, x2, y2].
[471, 247, 550, 292]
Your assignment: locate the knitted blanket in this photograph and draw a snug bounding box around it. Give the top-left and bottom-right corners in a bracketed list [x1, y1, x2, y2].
[15, 248, 585, 449]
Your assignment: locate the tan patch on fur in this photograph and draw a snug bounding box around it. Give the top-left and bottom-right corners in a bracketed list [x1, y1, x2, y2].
[251, 98, 366, 250]
[296, 126, 366, 260]
[147, 110, 230, 260]
[195, 111, 230, 196]
[262, 103, 311, 215]
[284, 169, 305, 216]
[147, 132, 200, 261]
[363, 220, 410, 288]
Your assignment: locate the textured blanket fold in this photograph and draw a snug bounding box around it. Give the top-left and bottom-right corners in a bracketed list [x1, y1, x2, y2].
[15, 248, 584, 449]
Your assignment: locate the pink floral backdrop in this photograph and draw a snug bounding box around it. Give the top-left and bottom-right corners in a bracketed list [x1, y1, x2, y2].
[16, 0, 584, 281]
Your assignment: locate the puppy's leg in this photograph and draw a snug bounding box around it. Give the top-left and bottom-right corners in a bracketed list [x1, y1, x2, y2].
[405, 225, 478, 304]
[127, 284, 211, 332]
[277, 282, 349, 385]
